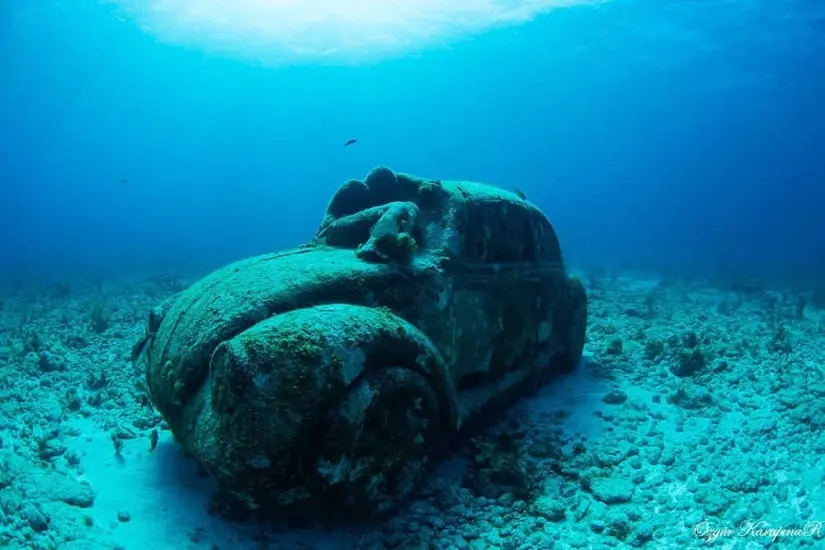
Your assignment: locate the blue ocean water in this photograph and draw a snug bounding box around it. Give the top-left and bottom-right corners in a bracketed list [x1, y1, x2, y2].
[2, 0, 823, 282]
[0, 1, 824, 549]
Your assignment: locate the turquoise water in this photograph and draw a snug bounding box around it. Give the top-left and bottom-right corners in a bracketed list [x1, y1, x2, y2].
[0, 1, 824, 548]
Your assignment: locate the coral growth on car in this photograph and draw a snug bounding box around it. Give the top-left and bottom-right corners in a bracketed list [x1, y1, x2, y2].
[134, 167, 587, 522]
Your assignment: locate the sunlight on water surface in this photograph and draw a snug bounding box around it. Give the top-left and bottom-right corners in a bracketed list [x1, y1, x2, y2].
[108, 0, 602, 64]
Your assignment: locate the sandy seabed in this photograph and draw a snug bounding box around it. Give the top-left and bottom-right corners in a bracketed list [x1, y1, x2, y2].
[0, 270, 823, 549]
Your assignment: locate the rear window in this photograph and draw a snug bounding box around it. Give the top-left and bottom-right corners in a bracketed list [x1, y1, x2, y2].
[457, 200, 561, 264]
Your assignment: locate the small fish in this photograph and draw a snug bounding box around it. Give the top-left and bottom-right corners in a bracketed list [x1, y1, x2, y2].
[344, 139, 357, 147]
[120, 178, 128, 185]
[514, 187, 527, 200]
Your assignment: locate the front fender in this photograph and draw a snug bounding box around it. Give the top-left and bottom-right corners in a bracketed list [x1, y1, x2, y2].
[186, 303, 458, 521]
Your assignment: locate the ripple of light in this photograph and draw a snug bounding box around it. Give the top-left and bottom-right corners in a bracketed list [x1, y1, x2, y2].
[108, 0, 600, 65]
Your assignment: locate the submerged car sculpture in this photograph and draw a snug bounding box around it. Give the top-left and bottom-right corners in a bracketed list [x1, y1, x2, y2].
[134, 167, 587, 522]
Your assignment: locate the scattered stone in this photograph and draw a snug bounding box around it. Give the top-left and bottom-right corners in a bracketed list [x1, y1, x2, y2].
[47, 477, 96, 508]
[666, 385, 714, 409]
[587, 477, 635, 504]
[37, 350, 66, 372]
[22, 503, 49, 532]
[0, 452, 19, 489]
[606, 338, 623, 355]
[602, 389, 628, 405]
[530, 496, 566, 522]
[670, 348, 707, 377]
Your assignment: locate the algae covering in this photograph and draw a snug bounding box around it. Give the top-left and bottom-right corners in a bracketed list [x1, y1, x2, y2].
[134, 166, 587, 522]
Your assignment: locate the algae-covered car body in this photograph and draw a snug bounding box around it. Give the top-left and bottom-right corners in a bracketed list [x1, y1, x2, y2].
[134, 167, 587, 521]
